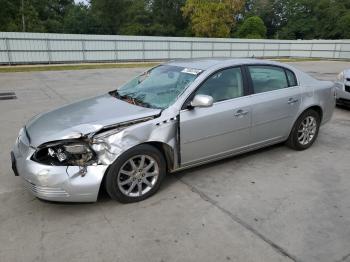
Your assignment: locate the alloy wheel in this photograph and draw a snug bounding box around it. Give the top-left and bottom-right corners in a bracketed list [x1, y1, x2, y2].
[117, 155, 159, 197]
[297, 116, 317, 146]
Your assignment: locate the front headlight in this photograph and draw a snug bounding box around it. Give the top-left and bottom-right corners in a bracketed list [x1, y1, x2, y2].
[32, 140, 95, 166]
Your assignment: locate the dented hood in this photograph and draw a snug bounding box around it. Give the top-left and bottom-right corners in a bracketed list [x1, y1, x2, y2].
[26, 94, 161, 147]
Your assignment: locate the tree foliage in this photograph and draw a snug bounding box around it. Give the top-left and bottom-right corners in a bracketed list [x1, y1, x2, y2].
[1, 0, 350, 40]
[182, 0, 245, 37]
[238, 16, 266, 39]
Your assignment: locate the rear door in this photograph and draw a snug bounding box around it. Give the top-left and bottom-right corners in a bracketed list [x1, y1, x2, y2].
[247, 65, 301, 145]
[179, 66, 252, 166]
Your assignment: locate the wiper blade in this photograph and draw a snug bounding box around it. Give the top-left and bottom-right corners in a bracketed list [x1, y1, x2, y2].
[119, 94, 151, 108]
[109, 90, 121, 99]
[112, 90, 153, 108]
[132, 97, 153, 108]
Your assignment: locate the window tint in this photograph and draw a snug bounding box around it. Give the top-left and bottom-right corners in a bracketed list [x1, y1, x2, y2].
[248, 66, 289, 94]
[195, 67, 244, 103]
[286, 69, 298, 86]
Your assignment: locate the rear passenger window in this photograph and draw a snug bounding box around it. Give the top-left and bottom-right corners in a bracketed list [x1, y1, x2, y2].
[248, 66, 289, 94]
[286, 69, 298, 86]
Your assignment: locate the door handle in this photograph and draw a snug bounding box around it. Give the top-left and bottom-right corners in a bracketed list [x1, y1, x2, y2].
[288, 98, 299, 104]
[234, 109, 249, 117]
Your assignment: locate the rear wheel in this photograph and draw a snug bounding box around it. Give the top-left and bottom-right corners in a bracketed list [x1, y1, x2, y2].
[287, 109, 321, 150]
[105, 144, 166, 203]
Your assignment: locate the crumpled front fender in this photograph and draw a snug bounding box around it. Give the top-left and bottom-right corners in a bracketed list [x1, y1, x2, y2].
[91, 116, 178, 169]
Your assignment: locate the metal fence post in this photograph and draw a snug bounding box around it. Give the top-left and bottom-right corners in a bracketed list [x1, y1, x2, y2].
[115, 40, 118, 62]
[46, 38, 52, 64]
[211, 42, 214, 57]
[263, 42, 266, 58]
[142, 41, 145, 61]
[339, 42, 344, 59]
[5, 38, 12, 65]
[333, 43, 337, 59]
[167, 41, 170, 59]
[82, 39, 86, 62]
[309, 43, 314, 58]
[189, 41, 192, 58]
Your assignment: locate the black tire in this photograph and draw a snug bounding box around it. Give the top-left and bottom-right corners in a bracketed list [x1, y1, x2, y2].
[286, 109, 321, 151]
[105, 144, 166, 203]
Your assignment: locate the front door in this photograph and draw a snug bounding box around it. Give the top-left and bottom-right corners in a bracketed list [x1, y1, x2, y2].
[179, 67, 252, 166]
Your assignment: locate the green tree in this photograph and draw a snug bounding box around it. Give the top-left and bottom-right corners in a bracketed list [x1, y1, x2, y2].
[274, 0, 350, 40]
[148, 0, 187, 36]
[0, 0, 18, 31]
[313, 0, 350, 39]
[243, 0, 285, 38]
[118, 0, 151, 35]
[63, 3, 97, 34]
[0, 0, 44, 32]
[33, 0, 74, 32]
[337, 13, 350, 39]
[238, 16, 267, 38]
[90, 0, 129, 34]
[182, 0, 245, 37]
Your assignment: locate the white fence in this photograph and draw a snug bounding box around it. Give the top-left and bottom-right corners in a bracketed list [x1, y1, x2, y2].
[1, 32, 350, 65]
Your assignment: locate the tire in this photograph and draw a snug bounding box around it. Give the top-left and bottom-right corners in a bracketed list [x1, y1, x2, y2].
[286, 109, 321, 151]
[105, 144, 166, 203]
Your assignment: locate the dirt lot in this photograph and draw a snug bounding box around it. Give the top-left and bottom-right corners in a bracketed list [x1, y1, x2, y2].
[0, 61, 349, 262]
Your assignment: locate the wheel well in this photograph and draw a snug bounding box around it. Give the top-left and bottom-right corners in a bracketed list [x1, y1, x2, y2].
[143, 142, 175, 172]
[98, 142, 175, 199]
[305, 105, 323, 122]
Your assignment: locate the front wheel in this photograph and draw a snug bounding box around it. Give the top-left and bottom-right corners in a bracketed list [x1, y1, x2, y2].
[286, 109, 321, 151]
[105, 144, 166, 203]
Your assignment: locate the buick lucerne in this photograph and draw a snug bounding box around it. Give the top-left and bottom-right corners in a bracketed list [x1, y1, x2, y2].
[11, 58, 336, 203]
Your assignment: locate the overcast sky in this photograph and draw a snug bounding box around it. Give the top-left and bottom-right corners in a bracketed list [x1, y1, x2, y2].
[74, 0, 88, 4]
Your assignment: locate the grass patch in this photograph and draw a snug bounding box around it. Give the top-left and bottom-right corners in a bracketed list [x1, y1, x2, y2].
[272, 58, 326, 62]
[1, 58, 348, 73]
[0, 62, 161, 73]
[271, 57, 349, 62]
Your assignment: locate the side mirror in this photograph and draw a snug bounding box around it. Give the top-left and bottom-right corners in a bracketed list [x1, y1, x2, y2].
[190, 94, 214, 108]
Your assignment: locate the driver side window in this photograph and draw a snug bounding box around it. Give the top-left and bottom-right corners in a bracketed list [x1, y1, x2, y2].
[195, 67, 244, 103]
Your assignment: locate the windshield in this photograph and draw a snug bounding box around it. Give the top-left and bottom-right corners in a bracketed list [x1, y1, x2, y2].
[113, 65, 202, 109]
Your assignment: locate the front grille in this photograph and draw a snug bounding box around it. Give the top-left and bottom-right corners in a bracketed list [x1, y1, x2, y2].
[24, 180, 69, 198]
[345, 85, 350, 93]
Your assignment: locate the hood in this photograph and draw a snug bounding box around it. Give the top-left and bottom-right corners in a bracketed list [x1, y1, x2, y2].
[343, 69, 350, 81]
[26, 94, 161, 147]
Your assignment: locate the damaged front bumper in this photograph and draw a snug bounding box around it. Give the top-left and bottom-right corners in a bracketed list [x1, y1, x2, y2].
[12, 136, 108, 202]
[11, 112, 177, 202]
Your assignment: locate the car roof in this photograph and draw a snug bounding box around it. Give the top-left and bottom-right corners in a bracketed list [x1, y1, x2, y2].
[166, 58, 290, 71]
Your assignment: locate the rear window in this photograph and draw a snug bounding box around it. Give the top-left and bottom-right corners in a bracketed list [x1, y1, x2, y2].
[248, 66, 289, 94]
[286, 69, 298, 86]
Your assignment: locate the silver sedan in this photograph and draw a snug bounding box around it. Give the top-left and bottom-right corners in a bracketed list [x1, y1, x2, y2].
[11, 58, 336, 203]
[335, 69, 350, 107]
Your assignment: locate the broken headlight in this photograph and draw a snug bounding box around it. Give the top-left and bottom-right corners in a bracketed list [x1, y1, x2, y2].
[32, 141, 95, 166]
